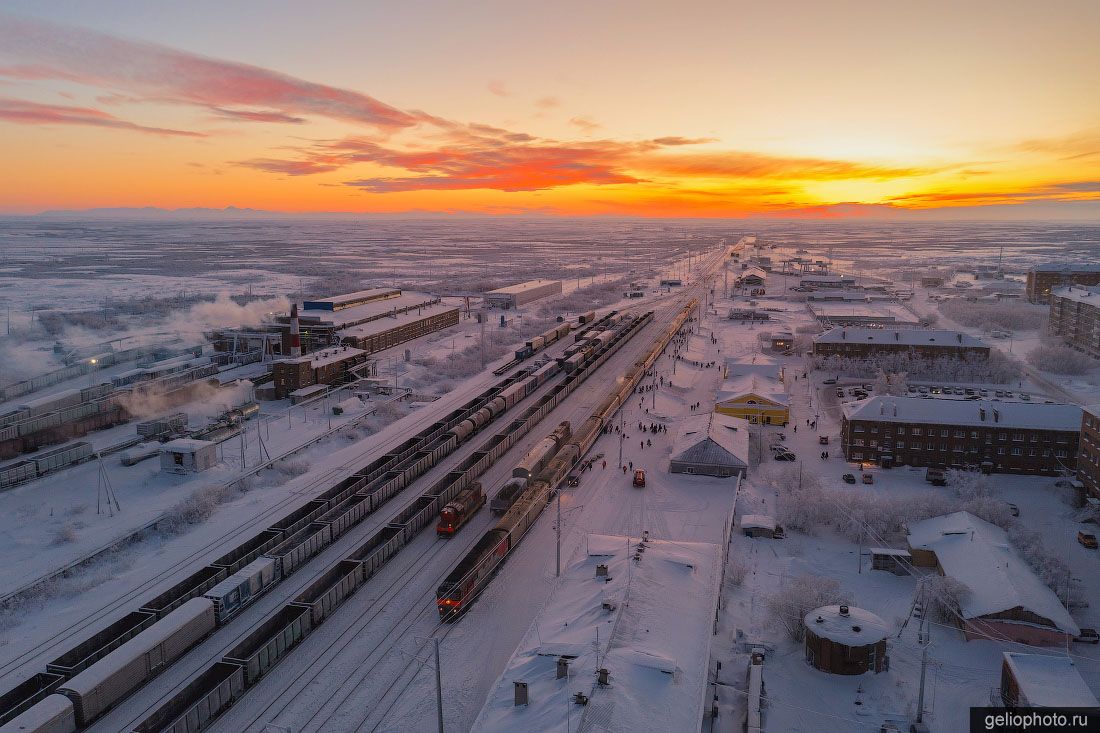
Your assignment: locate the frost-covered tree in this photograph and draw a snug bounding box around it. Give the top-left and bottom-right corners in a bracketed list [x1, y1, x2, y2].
[1026, 345, 1096, 376]
[766, 574, 848, 641]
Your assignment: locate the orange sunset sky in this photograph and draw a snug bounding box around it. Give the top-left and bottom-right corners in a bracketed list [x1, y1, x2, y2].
[0, 1, 1098, 218]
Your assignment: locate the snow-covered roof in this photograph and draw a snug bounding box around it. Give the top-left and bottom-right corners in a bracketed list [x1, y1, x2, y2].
[814, 326, 986, 348]
[741, 514, 776, 531]
[740, 266, 767, 280]
[340, 303, 458, 339]
[1003, 652, 1099, 707]
[486, 279, 561, 296]
[1050, 285, 1100, 305]
[808, 301, 920, 322]
[800, 274, 856, 283]
[670, 413, 749, 468]
[843, 396, 1081, 432]
[716, 374, 787, 406]
[1032, 262, 1100, 274]
[804, 605, 891, 645]
[161, 438, 216, 453]
[473, 535, 721, 733]
[907, 512, 1079, 634]
[294, 291, 439, 329]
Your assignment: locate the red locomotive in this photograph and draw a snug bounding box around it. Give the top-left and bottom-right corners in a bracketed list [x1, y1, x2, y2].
[436, 482, 485, 537]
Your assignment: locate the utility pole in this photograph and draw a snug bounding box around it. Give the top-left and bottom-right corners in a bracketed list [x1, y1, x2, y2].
[434, 637, 444, 733]
[556, 490, 561, 577]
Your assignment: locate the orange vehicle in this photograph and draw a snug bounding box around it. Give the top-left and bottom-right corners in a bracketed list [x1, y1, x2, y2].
[633, 469, 646, 488]
[437, 483, 486, 537]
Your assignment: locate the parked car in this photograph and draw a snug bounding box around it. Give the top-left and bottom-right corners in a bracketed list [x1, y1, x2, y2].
[567, 474, 580, 487]
[964, 388, 976, 395]
[979, 389, 989, 396]
[836, 388, 845, 398]
[1078, 531, 1098, 549]
[907, 386, 918, 393]
[995, 390, 1005, 398]
[772, 526, 786, 540]
[925, 468, 947, 486]
[775, 433, 786, 441]
[842, 473, 856, 484]
[1006, 503, 1020, 517]
[822, 379, 837, 385]
[1074, 628, 1100, 644]
[918, 386, 929, 394]
[819, 435, 829, 445]
[930, 386, 941, 394]
[861, 473, 874, 484]
[632, 469, 646, 488]
[774, 452, 796, 462]
[953, 387, 965, 395]
[770, 443, 790, 453]
[1021, 393, 1031, 401]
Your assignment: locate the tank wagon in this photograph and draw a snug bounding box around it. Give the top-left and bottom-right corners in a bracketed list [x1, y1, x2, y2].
[1, 300, 679, 733]
[512, 421, 571, 480]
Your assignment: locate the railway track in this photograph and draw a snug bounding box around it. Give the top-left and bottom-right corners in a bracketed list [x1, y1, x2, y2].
[62, 307, 651, 733]
[210, 296, 697, 732]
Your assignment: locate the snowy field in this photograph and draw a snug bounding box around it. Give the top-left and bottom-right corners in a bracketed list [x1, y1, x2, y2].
[2, 219, 1100, 732]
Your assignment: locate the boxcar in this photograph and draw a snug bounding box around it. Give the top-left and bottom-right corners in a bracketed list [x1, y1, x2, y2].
[0, 693, 75, 733]
[58, 598, 215, 727]
[203, 557, 277, 625]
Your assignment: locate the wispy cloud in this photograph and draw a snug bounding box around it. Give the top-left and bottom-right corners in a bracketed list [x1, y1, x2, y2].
[0, 97, 204, 136]
[534, 96, 560, 109]
[569, 116, 600, 133]
[0, 14, 418, 130]
[487, 80, 511, 98]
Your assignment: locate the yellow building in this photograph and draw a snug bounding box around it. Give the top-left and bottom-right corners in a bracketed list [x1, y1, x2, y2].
[714, 374, 790, 426]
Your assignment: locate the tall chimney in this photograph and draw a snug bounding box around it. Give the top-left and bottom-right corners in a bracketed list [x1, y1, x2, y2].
[289, 303, 302, 357]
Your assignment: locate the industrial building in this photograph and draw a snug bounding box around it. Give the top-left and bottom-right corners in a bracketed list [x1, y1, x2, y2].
[484, 279, 561, 309]
[1078, 404, 1100, 499]
[1000, 653, 1098, 708]
[908, 513, 1079, 646]
[160, 438, 218, 474]
[1026, 263, 1100, 303]
[1048, 285, 1100, 358]
[340, 302, 459, 353]
[668, 413, 749, 478]
[812, 327, 990, 359]
[841, 396, 1081, 474]
[804, 605, 890, 675]
[277, 290, 445, 353]
[271, 346, 369, 399]
[808, 300, 921, 327]
[799, 274, 856, 289]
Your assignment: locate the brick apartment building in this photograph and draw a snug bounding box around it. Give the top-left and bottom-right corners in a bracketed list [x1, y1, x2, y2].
[1078, 404, 1100, 499]
[1026, 264, 1100, 303]
[812, 327, 989, 359]
[841, 396, 1080, 475]
[1048, 286, 1100, 359]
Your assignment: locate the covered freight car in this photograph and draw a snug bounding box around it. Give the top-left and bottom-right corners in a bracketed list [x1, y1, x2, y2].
[57, 598, 216, 727]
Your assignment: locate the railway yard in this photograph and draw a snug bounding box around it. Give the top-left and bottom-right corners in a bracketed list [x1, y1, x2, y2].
[0, 245, 727, 733]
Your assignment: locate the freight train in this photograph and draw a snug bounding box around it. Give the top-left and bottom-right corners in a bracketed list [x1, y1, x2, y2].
[437, 298, 698, 621]
[0, 305, 663, 733]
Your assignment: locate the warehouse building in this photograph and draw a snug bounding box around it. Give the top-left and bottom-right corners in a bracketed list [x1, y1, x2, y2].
[1048, 286, 1100, 359]
[669, 413, 749, 478]
[908, 512, 1079, 646]
[809, 301, 921, 327]
[340, 302, 460, 353]
[484, 279, 562, 309]
[1026, 263, 1100, 303]
[271, 346, 369, 398]
[812, 327, 990, 359]
[799, 274, 856, 289]
[278, 290, 442, 353]
[1077, 404, 1100, 499]
[841, 396, 1080, 474]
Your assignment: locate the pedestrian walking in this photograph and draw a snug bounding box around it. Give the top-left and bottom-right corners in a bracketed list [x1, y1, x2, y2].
[602, 460, 607, 469]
